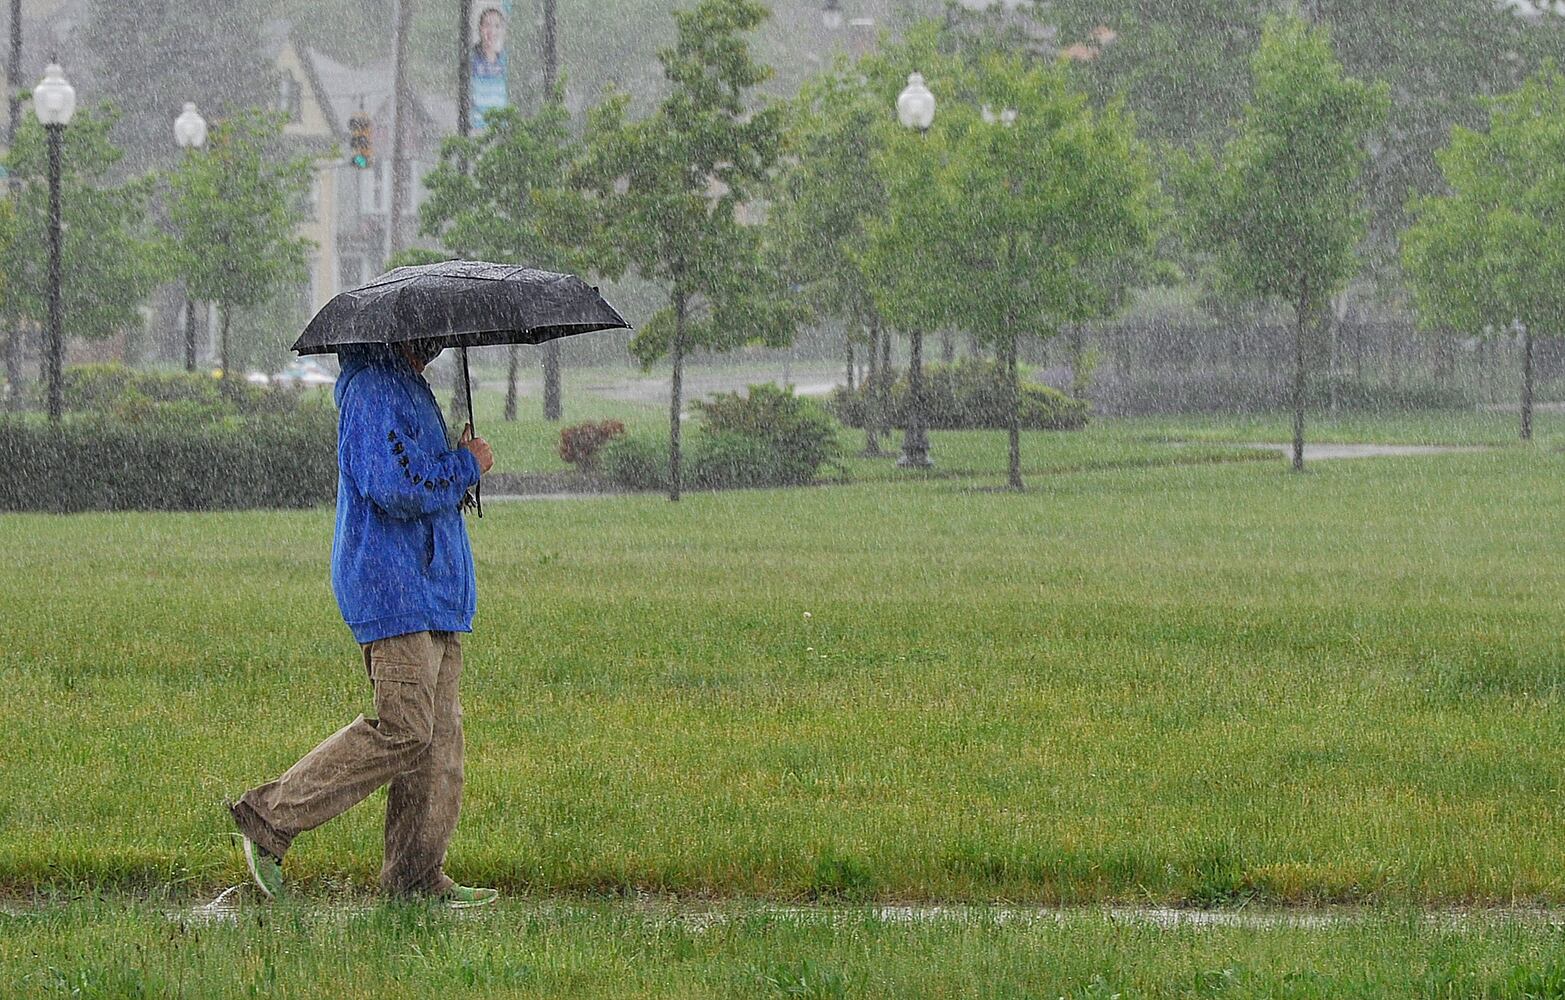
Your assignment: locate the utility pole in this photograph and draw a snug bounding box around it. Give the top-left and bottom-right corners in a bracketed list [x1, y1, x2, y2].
[4, 0, 23, 408]
[387, 0, 412, 262]
[537, 0, 563, 422]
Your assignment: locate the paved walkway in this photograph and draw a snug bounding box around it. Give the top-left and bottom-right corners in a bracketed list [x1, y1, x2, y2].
[1244, 443, 1488, 461]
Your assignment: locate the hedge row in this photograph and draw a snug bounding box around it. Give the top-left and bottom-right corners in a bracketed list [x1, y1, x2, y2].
[0, 407, 339, 513]
[829, 360, 1089, 432]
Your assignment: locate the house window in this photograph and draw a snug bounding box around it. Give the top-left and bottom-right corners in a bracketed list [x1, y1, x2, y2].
[278, 71, 303, 123]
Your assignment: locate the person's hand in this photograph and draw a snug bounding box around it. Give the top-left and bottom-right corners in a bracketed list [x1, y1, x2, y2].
[459, 423, 494, 475]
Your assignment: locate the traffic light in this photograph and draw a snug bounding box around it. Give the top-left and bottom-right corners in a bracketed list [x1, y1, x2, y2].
[349, 113, 372, 169]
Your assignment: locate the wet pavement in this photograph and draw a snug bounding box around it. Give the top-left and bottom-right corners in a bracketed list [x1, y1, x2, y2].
[1244, 443, 1489, 460]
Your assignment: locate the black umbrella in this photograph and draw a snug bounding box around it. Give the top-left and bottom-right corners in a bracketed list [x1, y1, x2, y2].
[292, 260, 631, 515]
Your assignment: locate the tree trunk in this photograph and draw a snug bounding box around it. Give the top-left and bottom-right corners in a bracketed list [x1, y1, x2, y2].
[863, 319, 882, 457]
[845, 335, 855, 393]
[1068, 323, 1087, 399]
[449, 352, 470, 444]
[1327, 295, 1344, 414]
[220, 305, 232, 382]
[3, 326, 21, 411]
[543, 340, 561, 421]
[504, 343, 519, 421]
[940, 329, 954, 366]
[1522, 324, 1534, 442]
[900, 330, 931, 468]
[1292, 295, 1307, 473]
[1007, 331, 1023, 491]
[669, 292, 686, 502]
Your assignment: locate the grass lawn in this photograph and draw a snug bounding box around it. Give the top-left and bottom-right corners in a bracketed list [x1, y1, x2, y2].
[3, 441, 1565, 906]
[5, 900, 1565, 998]
[455, 362, 1565, 483]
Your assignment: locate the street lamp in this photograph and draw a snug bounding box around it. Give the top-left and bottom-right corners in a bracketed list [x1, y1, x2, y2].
[174, 102, 207, 373]
[33, 62, 74, 423]
[895, 72, 934, 469]
[822, 0, 844, 30]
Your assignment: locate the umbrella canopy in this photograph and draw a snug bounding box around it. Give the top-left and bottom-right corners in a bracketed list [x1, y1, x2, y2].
[291, 259, 630, 355]
[292, 259, 630, 518]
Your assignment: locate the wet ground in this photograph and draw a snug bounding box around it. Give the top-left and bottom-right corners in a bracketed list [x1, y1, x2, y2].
[107, 887, 1559, 929]
[1243, 443, 1489, 460]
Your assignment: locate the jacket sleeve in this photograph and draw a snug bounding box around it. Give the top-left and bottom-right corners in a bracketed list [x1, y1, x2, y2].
[339, 375, 482, 519]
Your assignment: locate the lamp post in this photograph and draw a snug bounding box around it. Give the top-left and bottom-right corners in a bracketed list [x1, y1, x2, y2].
[5, 0, 22, 409]
[174, 102, 207, 373]
[34, 62, 74, 423]
[895, 71, 934, 469]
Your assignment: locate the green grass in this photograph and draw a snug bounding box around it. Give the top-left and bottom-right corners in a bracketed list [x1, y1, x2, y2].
[1130, 406, 1565, 448]
[5, 900, 1565, 998]
[5, 443, 1565, 906]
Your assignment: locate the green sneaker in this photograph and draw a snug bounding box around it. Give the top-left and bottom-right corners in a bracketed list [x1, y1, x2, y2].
[440, 883, 499, 909]
[240, 835, 285, 901]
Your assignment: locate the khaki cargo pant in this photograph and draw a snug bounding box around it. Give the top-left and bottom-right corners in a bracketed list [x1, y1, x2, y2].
[231, 630, 464, 896]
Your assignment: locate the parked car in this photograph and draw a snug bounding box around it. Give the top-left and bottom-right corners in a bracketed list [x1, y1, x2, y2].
[270, 359, 337, 388]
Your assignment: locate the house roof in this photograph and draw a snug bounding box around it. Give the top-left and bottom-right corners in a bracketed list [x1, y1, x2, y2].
[262, 20, 454, 154]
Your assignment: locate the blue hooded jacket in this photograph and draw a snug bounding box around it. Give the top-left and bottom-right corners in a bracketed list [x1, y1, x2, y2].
[330, 345, 483, 644]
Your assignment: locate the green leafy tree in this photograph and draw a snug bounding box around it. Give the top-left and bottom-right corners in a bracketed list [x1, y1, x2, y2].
[168, 110, 314, 381]
[418, 100, 585, 422]
[2, 108, 162, 364]
[1047, 0, 1556, 260]
[770, 59, 891, 456]
[572, 0, 794, 501]
[1404, 67, 1565, 442]
[943, 51, 1157, 490]
[1182, 17, 1386, 471]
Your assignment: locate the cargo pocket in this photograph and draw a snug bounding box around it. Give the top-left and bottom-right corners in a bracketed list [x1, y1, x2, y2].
[370, 659, 427, 684]
[369, 658, 437, 747]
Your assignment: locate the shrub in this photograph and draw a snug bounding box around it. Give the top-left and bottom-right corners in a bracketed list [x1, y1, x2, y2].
[558, 419, 626, 469]
[830, 360, 1088, 431]
[599, 435, 670, 491]
[58, 363, 319, 419]
[599, 386, 844, 492]
[692, 383, 842, 486]
[0, 401, 338, 512]
[688, 431, 776, 490]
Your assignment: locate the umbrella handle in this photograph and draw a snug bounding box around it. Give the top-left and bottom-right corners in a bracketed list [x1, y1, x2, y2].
[462, 346, 482, 518]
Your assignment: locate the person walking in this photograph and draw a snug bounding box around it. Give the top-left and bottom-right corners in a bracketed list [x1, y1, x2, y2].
[228, 338, 498, 907]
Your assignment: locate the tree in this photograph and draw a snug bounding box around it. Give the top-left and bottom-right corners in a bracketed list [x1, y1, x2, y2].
[2, 108, 162, 366]
[941, 51, 1157, 490]
[1403, 67, 1565, 442]
[167, 110, 314, 380]
[572, 0, 795, 501]
[1182, 17, 1386, 471]
[1046, 0, 1558, 253]
[418, 100, 585, 423]
[770, 58, 891, 457]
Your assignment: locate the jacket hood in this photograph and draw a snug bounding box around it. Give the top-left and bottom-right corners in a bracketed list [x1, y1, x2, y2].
[334, 343, 400, 407]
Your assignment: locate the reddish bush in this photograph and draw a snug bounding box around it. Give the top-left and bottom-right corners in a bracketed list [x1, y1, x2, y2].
[558, 419, 626, 468]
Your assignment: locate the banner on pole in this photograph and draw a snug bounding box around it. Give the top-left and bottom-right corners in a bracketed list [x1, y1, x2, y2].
[470, 1, 512, 130]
